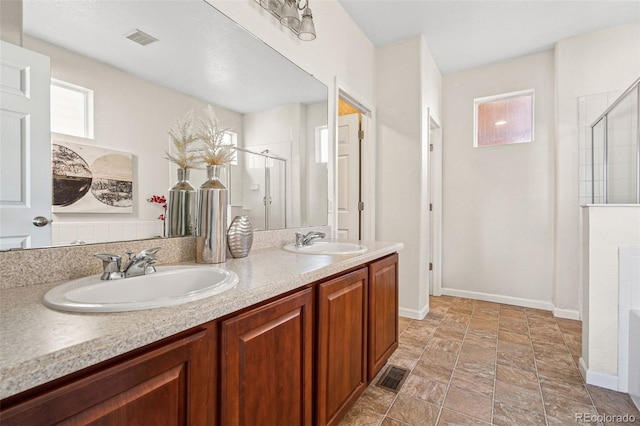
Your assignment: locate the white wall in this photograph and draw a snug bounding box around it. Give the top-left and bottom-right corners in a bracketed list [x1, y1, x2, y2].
[306, 102, 329, 226]
[243, 104, 303, 229]
[555, 22, 640, 314]
[376, 36, 442, 319]
[441, 51, 556, 308]
[581, 206, 640, 389]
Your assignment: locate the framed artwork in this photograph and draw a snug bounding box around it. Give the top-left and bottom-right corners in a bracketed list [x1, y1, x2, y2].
[52, 141, 133, 213]
[474, 89, 534, 147]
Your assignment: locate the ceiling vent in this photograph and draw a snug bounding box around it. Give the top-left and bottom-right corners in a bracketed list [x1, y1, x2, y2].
[125, 29, 158, 46]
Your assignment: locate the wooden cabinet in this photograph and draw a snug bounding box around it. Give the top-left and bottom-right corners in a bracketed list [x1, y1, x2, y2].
[1, 253, 399, 426]
[220, 288, 313, 426]
[368, 254, 399, 381]
[0, 325, 216, 426]
[316, 268, 368, 426]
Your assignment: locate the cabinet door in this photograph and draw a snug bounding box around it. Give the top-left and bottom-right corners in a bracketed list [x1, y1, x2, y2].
[368, 253, 399, 381]
[316, 268, 368, 426]
[220, 288, 313, 426]
[0, 328, 214, 426]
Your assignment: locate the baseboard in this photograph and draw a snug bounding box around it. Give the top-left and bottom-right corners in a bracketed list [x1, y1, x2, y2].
[631, 393, 640, 412]
[441, 288, 581, 320]
[399, 304, 429, 320]
[553, 307, 581, 320]
[579, 357, 619, 391]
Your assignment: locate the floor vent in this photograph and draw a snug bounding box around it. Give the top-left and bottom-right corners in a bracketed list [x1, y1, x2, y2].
[376, 365, 408, 393]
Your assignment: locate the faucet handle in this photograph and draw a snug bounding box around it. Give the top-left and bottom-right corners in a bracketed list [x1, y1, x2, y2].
[94, 253, 123, 280]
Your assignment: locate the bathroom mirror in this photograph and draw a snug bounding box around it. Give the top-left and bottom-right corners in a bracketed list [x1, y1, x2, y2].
[11, 0, 328, 248]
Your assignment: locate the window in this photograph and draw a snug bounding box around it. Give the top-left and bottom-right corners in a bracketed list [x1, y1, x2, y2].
[474, 89, 534, 147]
[315, 125, 328, 163]
[223, 131, 238, 166]
[50, 79, 94, 139]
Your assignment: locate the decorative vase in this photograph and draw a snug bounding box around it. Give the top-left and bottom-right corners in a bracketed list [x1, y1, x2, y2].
[227, 215, 253, 258]
[197, 165, 228, 263]
[167, 168, 196, 237]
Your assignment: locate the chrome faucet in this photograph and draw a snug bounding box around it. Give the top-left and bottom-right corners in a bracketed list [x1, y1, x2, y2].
[94, 247, 161, 280]
[295, 231, 326, 247]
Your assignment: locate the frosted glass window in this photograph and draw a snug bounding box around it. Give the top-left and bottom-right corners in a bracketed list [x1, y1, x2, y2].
[50, 79, 94, 138]
[474, 89, 534, 147]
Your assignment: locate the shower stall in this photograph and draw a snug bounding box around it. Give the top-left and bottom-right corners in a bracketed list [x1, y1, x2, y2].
[590, 77, 640, 204]
[234, 147, 287, 231]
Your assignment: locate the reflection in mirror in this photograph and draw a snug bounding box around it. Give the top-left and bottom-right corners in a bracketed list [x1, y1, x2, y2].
[6, 0, 328, 249]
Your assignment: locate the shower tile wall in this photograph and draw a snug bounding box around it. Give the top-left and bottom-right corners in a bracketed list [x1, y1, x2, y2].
[52, 220, 164, 246]
[578, 90, 623, 205]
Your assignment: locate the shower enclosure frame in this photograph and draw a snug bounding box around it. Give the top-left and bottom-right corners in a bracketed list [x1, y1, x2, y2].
[590, 77, 640, 204]
[234, 146, 287, 230]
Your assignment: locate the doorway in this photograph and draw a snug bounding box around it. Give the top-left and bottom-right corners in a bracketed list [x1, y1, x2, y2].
[336, 93, 373, 241]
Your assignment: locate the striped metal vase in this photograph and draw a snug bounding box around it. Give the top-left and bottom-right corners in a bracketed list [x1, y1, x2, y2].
[227, 215, 253, 258]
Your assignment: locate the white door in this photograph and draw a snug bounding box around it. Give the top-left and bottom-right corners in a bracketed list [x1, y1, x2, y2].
[337, 113, 359, 240]
[0, 41, 52, 249]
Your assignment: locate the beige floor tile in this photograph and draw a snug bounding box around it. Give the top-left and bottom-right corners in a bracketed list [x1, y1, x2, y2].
[539, 376, 593, 406]
[419, 347, 459, 369]
[412, 361, 453, 385]
[498, 329, 531, 346]
[495, 364, 540, 391]
[492, 401, 546, 425]
[437, 408, 491, 425]
[449, 369, 495, 397]
[536, 359, 584, 384]
[354, 384, 397, 414]
[399, 374, 448, 406]
[425, 336, 463, 354]
[339, 404, 386, 426]
[496, 348, 536, 372]
[443, 384, 493, 423]
[494, 380, 544, 413]
[543, 392, 599, 422]
[587, 384, 640, 418]
[381, 417, 411, 426]
[387, 394, 441, 426]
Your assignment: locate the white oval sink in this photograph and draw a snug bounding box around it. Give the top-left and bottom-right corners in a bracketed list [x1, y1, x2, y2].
[44, 265, 238, 313]
[283, 241, 368, 255]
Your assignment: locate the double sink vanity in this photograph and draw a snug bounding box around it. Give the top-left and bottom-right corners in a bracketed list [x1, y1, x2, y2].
[0, 235, 401, 425]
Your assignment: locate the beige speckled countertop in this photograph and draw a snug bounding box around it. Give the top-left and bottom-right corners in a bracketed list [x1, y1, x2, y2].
[0, 241, 402, 400]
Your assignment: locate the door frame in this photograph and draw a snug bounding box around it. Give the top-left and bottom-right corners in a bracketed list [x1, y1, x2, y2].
[429, 114, 443, 296]
[334, 78, 376, 241]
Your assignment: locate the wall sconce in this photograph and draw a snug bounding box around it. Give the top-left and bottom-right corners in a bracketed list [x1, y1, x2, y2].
[255, 0, 317, 41]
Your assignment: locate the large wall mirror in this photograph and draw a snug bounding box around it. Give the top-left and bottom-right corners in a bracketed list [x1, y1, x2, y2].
[2, 0, 328, 249]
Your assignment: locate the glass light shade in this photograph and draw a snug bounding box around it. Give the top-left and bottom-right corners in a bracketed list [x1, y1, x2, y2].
[298, 7, 316, 41]
[279, 0, 300, 29]
[268, 0, 283, 12]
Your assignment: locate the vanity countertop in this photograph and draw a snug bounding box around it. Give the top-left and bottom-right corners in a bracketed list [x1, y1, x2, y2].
[0, 241, 402, 400]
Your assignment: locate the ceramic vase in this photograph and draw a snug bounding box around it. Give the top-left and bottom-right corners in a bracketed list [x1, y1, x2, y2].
[197, 165, 227, 263]
[167, 168, 196, 237]
[227, 215, 253, 258]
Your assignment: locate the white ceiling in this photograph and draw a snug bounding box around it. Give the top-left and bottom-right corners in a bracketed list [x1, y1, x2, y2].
[22, 0, 327, 114]
[338, 0, 640, 75]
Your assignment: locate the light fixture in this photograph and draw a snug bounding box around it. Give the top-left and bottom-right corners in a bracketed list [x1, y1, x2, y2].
[495, 120, 507, 126]
[254, 0, 317, 41]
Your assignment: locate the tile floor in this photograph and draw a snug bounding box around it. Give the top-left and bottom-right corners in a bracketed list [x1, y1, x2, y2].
[340, 296, 640, 426]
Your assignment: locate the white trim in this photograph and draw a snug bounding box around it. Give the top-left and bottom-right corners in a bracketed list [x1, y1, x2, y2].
[579, 358, 619, 391]
[442, 288, 581, 320]
[429, 115, 442, 297]
[553, 307, 581, 320]
[400, 304, 429, 320]
[335, 77, 377, 241]
[442, 288, 554, 311]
